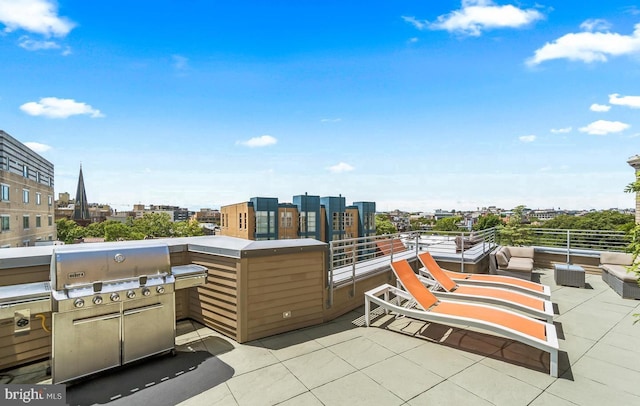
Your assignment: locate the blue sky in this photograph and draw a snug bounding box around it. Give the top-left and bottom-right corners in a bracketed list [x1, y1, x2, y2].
[1, 0, 639, 212]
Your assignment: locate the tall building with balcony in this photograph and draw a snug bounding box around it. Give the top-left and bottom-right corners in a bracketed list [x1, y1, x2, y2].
[0, 130, 55, 247]
[220, 194, 375, 242]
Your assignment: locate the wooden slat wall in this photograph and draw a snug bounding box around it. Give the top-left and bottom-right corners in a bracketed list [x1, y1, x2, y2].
[174, 289, 190, 320]
[0, 313, 51, 371]
[0, 264, 49, 287]
[0, 264, 51, 370]
[325, 272, 393, 322]
[242, 251, 325, 342]
[187, 253, 240, 340]
[534, 252, 602, 274]
[438, 254, 491, 275]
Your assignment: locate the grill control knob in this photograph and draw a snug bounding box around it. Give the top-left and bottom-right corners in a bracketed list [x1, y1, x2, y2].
[156, 286, 165, 294]
[142, 288, 151, 296]
[127, 290, 136, 299]
[93, 296, 103, 305]
[110, 293, 120, 302]
[74, 298, 85, 308]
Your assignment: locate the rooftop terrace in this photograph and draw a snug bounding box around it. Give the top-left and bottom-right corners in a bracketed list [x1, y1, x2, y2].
[5, 266, 640, 406]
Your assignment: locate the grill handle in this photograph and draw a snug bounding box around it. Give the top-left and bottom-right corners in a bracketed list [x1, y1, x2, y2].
[123, 303, 164, 316]
[72, 312, 120, 325]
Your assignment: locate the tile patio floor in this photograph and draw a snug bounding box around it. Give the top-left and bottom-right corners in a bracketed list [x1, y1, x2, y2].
[4, 268, 640, 405]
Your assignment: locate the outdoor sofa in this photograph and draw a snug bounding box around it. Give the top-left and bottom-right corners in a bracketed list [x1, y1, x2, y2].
[490, 246, 534, 281]
[600, 252, 640, 299]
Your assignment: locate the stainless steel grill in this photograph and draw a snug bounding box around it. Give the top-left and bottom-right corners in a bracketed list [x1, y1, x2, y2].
[49, 243, 207, 384]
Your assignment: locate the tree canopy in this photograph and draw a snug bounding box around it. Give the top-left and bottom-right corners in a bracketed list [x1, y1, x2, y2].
[56, 213, 204, 243]
[473, 214, 502, 231]
[432, 216, 464, 232]
[375, 214, 397, 235]
[541, 210, 634, 232]
[498, 205, 532, 246]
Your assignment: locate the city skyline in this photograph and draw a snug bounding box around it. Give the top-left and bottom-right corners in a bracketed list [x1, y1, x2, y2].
[1, 1, 639, 212]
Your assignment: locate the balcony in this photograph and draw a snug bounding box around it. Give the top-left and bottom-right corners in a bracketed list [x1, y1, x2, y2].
[0, 230, 639, 405]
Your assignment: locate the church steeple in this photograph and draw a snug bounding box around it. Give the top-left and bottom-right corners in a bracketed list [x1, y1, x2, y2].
[73, 165, 90, 221]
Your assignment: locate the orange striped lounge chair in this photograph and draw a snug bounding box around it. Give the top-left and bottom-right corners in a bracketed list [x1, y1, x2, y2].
[364, 259, 559, 377]
[415, 253, 553, 322]
[418, 252, 551, 299]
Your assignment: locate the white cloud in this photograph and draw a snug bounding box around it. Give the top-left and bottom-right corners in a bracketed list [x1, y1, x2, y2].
[327, 162, 354, 173]
[406, 0, 544, 37]
[590, 103, 610, 112]
[18, 36, 60, 51]
[236, 135, 277, 147]
[0, 0, 75, 37]
[20, 97, 104, 119]
[550, 127, 572, 134]
[578, 120, 630, 135]
[320, 118, 342, 123]
[519, 135, 536, 143]
[24, 142, 52, 153]
[402, 16, 428, 31]
[580, 19, 612, 32]
[609, 93, 640, 108]
[527, 22, 640, 65]
[172, 54, 188, 71]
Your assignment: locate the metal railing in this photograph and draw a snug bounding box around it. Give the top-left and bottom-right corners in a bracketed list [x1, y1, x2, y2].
[528, 228, 630, 263]
[327, 228, 496, 306]
[326, 227, 632, 307]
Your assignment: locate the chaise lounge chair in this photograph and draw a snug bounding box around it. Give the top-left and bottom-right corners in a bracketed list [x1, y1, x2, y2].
[418, 252, 551, 299]
[415, 254, 554, 322]
[365, 260, 559, 377]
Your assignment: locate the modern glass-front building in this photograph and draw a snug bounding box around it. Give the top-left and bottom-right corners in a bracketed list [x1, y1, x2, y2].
[293, 194, 321, 240]
[221, 194, 376, 243]
[320, 196, 346, 242]
[250, 197, 279, 240]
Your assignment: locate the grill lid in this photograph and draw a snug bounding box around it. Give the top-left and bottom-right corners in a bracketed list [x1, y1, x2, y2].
[50, 244, 171, 291]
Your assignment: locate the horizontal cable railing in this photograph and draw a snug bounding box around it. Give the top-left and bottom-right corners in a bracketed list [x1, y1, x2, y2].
[327, 229, 497, 306]
[528, 228, 630, 253]
[327, 227, 632, 307]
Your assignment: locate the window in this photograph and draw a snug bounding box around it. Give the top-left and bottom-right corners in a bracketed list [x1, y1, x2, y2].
[332, 212, 344, 231]
[307, 212, 316, 232]
[364, 213, 375, 231]
[23, 165, 28, 178]
[48, 195, 53, 206]
[36, 216, 41, 228]
[23, 215, 29, 229]
[0, 184, 8, 201]
[1, 215, 9, 232]
[36, 193, 42, 205]
[281, 211, 293, 228]
[23, 189, 29, 203]
[256, 210, 275, 235]
[48, 216, 52, 226]
[299, 213, 306, 232]
[36, 172, 41, 183]
[299, 212, 317, 233]
[239, 213, 243, 229]
[343, 212, 353, 228]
